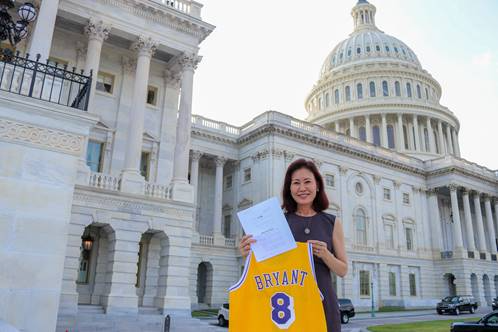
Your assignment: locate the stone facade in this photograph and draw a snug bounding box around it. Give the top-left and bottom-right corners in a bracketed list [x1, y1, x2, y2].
[0, 1, 497, 332]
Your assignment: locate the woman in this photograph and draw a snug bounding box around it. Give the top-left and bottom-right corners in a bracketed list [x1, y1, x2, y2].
[239, 158, 348, 331]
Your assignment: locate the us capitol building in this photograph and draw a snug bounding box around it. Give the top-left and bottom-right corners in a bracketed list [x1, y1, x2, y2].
[1, 0, 497, 331]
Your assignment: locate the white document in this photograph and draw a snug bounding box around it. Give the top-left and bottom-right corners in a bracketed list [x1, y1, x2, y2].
[237, 197, 296, 262]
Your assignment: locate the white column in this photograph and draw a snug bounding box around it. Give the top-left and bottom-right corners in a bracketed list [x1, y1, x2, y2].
[427, 188, 444, 252]
[473, 192, 487, 253]
[213, 157, 226, 242]
[334, 121, 340, 133]
[484, 196, 497, 254]
[452, 128, 461, 157]
[494, 199, 498, 249]
[381, 113, 388, 148]
[413, 114, 420, 151]
[446, 124, 454, 155]
[437, 120, 446, 155]
[396, 113, 403, 151]
[190, 151, 202, 231]
[365, 115, 372, 143]
[426, 117, 436, 153]
[462, 189, 476, 252]
[449, 184, 464, 250]
[349, 118, 355, 137]
[120, 36, 157, 194]
[170, 53, 202, 202]
[28, 0, 60, 60]
[83, 19, 111, 113]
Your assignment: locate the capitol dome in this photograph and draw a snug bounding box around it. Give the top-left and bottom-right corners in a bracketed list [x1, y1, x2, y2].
[305, 0, 461, 160]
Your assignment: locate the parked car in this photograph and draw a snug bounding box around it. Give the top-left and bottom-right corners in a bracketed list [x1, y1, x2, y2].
[493, 298, 498, 311]
[338, 298, 355, 324]
[217, 303, 229, 327]
[437, 295, 478, 315]
[450, 311, 498, 331]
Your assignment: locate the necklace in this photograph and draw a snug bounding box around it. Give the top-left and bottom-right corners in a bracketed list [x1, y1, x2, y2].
[296, 212, 314, 235]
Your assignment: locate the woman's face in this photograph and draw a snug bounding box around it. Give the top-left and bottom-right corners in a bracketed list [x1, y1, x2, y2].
[290, 167, 318, 208]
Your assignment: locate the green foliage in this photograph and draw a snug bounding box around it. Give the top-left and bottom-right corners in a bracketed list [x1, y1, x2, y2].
[368, 318, 476, 332]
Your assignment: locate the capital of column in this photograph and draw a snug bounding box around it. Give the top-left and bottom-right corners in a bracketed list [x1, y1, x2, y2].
[283, 150, 295, 162]
[121, 56, 137, 75]
[482, 193, 491, 202]
[131, 36, 158, 58]
[448, 183, 459, 192]
[84, 18, 111, 42]
[164, 68, 182, 89]
[215, 156, 227, 167]
[427, 187, 439, 196]
[179, 53, 202, 72]
[393, 180, 401, 189]
[191, 150, 203, 162]
[461, 187, 471, 196]
[372, 175, 381, 185]
[471, 190, 481, 198]
[339, 166, 348, 175]
[312, 158, 323, 169]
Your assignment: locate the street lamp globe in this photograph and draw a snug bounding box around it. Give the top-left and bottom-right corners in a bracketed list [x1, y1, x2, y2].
[18, 3, 36, 22]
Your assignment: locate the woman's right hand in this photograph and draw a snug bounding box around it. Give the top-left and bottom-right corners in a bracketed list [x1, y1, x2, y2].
[239, 234, 256, 257]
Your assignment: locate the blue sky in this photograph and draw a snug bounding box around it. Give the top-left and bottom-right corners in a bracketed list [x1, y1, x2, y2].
[193, 0, 498, 169]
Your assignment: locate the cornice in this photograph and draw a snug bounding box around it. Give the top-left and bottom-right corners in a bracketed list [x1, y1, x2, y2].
[426, 166, 498, 187]
[191, 128, 238, 145]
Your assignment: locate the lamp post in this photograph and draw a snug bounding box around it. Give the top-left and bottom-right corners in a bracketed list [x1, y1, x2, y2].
[0, 0, 37, 47]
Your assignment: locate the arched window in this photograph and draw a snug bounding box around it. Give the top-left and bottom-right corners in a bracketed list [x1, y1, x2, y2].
[348, 49, 352, 57]
[406, 83, 412, 98]
[345, 86, 351, 101]
[334, 89, 340, 104]
[357, 47, 361, 54]
[375, 45, 381, 52]
[416, 84, 422, 98]
[355, 209, 367, 245]
[424, 128, 429, 151]
[369, 81, 376, 97]
[385, 45, 390, 52]
[382, 81, 389, 97]
[318, 97, 323, 110]
[373, 126, 381, 146]
[359, 126, 366, 141]
[357, 83, 363, 99]
[387, 125, 395, 149]
[403, 125, 409, 149]
[325, 93, 330, 107]
[395, 81, 401, 96]
[425, 87, 429, 100]
[366, 45, 371, 53]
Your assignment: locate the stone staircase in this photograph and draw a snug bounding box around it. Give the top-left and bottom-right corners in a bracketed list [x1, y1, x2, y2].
[56, 305, 226, 332]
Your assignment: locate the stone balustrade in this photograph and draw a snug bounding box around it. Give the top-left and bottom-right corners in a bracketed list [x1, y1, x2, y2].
[224, 238, 236, 247]
[88, 172, 121, 191]
[199, 234, 214, 246]
[191, 114, 240, 136]
[149, 0, 203, 18]
[144, 182, 171, 199]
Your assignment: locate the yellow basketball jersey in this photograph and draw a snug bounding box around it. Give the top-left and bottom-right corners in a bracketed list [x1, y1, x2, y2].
[228, 242, 327, 331]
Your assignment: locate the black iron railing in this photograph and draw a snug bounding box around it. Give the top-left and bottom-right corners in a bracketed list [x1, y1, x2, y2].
[0, 49, 91, 111]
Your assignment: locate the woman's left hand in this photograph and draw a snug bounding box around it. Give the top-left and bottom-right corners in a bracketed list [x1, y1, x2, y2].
[308, 240, 331, 259]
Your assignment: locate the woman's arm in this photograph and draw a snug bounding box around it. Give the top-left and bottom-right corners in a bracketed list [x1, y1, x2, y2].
[309, 218, 348, 277]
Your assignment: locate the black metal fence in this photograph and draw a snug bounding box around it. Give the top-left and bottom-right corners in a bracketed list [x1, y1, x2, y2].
[0, 49, 92, 111]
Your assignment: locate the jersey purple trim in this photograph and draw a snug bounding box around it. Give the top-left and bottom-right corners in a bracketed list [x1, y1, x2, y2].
[228, 251, 252, 292]
[307, 242, 324, 300]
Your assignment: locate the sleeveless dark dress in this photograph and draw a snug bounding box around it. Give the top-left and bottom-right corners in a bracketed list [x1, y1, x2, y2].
[286, 212, 341, 332]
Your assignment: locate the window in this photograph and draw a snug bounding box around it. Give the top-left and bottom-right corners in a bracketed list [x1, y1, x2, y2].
[389, 271, 396, 296]
[146, 86, 158, 106]
[347, 49, 352, 57]
[345, 86, 351, 101]
[140, 151, 150, 181]
[357, 83, 363, 99]
[406, 82, 412, 98]
[383, 188, 391, 200]
[416, 84, 422, 99]
[375, 45, 380, 52]
[359, 270, 370, 297]
[318, 97, 322, 110]
[357, 47, 361, 54]
[355, 209, 367, 245]
[366, 45, 371, 52]
[409, 273, 417, 296]
[406, 227, 414, 250]
[359, 126, 366, 141]
[385, 45, 390, 52]
[394, 46, 399, 53]
[86, 140, 104, 172]
[403, 125, 409, 149]
[325, 93, 330, 107]
[224, 175, 233, 190]
[325, 174, 335, 187]
[243, 168, 251, 183]
[334, 89, 339, 104]
[96, 72, 114, 94]
[382, 81, 389, 96]
[355, 182, 364, 195]
[369, 81, 376, 97]
[77, 251, 90, 284]
[387, 125, 395, 149]
[395, 81, 401, 96]
[425, 87, 429, 100]
[403, 193, 410, 205]
[223, 215, 231, 238]
[385, 224, 394, 249]
[372, 126, 381, 146]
